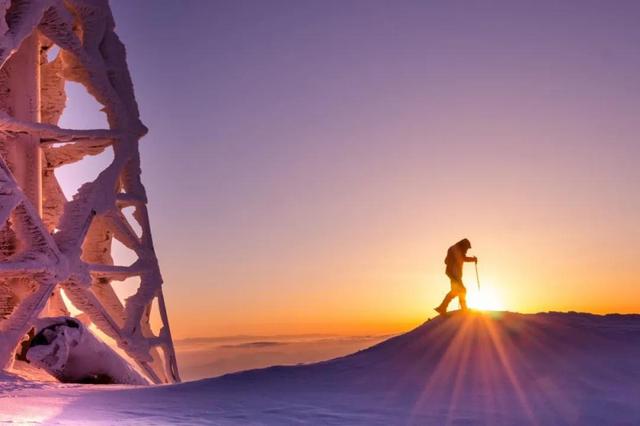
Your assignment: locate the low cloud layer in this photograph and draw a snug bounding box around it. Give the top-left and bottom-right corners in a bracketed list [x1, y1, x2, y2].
[175, 334, 392, 381]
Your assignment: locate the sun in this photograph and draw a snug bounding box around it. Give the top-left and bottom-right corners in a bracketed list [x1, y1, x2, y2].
[467, 283, 506, 311]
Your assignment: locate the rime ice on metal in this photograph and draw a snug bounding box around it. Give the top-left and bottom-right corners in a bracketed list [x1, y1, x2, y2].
[0, 0, 179, 384]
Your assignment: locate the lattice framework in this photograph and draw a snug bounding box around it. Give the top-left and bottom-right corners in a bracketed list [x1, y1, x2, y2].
[0, 0, 179, 384]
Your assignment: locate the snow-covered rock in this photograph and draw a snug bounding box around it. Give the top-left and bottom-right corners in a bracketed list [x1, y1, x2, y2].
[25, 317, 148, 385]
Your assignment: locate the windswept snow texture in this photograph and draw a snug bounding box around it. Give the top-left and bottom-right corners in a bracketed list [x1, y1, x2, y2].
[2, 311, 640, 425]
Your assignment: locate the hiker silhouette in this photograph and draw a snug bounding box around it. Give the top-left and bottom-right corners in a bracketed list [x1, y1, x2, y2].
[435, 238, 477, 315]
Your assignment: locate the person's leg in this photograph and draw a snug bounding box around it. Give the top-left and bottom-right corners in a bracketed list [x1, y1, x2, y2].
[459, 286, 468, 310]
[438, 291, 455, 311]
[451, 278, 468, 311]
[436, 277, 461, 313]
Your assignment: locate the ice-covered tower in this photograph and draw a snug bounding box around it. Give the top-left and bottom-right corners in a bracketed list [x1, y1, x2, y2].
[0, 0, 179, 384]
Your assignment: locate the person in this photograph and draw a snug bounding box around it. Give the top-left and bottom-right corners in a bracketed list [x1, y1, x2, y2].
[435, 238, 477, 315]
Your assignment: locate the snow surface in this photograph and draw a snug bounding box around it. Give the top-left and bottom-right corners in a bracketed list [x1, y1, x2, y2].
[2, 311, 639, 425]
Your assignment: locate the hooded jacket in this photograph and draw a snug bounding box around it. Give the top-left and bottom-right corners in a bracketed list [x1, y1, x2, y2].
[444, 239, 471, 280]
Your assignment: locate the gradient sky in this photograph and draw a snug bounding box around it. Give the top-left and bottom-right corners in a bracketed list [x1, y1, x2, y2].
[58, 0, 640, 338]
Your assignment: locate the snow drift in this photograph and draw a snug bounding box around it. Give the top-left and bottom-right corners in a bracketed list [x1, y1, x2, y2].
[2, 311, 639, 424]
[24, 317, 148, 385]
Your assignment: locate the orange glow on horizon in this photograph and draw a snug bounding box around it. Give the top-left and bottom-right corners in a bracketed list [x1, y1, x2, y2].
[467, 283, 506, 312]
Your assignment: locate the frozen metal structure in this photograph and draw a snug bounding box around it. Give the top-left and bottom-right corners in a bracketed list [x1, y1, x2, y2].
[0, 0, 179, 384]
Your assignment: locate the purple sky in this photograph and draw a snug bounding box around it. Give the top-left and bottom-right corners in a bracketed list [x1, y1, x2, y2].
[60, 1, 640, 337]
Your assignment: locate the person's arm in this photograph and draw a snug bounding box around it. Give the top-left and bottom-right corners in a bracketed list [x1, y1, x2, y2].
[464, 256, 478, 263]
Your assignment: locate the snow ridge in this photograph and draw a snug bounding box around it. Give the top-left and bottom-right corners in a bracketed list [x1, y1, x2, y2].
[3, 311, 639, 424]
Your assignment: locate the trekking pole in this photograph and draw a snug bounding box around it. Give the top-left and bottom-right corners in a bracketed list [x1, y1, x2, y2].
[475, 261, 480, 290]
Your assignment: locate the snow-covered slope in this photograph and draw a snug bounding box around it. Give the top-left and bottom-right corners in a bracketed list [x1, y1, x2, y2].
[2, 311, 639, 425]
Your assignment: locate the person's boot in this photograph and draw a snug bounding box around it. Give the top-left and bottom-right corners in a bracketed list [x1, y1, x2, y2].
[434, 305, 447, 315]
